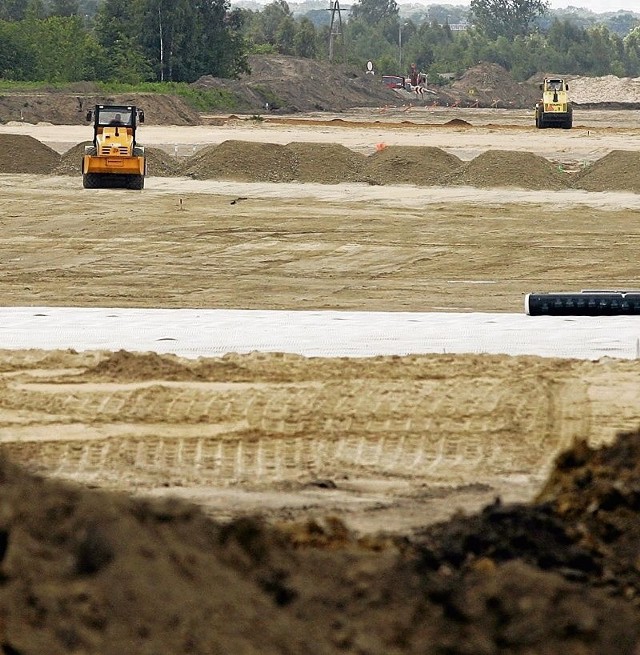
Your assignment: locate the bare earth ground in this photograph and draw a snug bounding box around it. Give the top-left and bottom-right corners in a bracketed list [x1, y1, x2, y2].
[1, 107, 640, 534]
[2, 108, 640, 653]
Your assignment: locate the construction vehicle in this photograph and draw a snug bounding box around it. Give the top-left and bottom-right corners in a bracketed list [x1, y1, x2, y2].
[535, 78, 572, 129]
[82, 104, 146, 189]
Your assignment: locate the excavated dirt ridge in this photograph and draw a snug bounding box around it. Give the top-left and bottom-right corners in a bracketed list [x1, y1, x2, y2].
[9, 134, 640, 193]
[0, 133, 61, 173]
[439, 149, 571, 189]
[2, 426, 640, 654]
[572, 149, 640, 192]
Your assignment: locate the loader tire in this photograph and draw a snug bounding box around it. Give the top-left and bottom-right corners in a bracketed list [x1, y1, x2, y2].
[83, 173, 103, 189]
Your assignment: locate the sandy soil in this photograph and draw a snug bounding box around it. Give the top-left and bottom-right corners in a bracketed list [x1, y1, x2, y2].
[3, 107, 640, 161]
[1, 107, 640, 539]
[3, 107, 640, 654]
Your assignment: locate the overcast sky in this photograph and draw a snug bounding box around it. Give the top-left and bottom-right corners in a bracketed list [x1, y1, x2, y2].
[541, 0, 637, 10]
[402, 1, 640, 11]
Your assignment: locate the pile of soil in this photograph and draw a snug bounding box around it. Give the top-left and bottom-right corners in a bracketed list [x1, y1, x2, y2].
[193, 54, 400, 114]
[571, 150, 640, 192]
[560, 75, 640, 108]
[285, 142, 367, 183]
[55, 142, 183, 177]
[183, 140, 298, 182]
[0, 133, 61, 173]
[447, 62, 541, 109]
[0, 93, 201, 126]
[439, 150, 571, 189]
[363, 145, 462, 186]
[55, 141, 91, 175]
[3, 428, 640, 652]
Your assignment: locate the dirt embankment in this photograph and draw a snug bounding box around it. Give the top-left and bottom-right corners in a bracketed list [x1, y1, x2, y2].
[0, 90, 201, 126]
[3, 59, 640, 124]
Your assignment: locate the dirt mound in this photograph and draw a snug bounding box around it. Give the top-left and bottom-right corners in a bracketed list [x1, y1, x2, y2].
[0, 133, 61, 173]
[193, 54, 400, 114]
[0, 93, 201, 126]
[414, 429, 640, 606]
[183, 140, 298, 182]
[444, 118, 471, 127]
[3, 428, 640, 652]
[82, 350, 202, 381]
[536, 429, 640, 590]
[181, 141, 465, 186]
[439, 149, 570, 189]
[364, 146, 462, 186]
[144, 146, 183, 177]
[571, 150, 640, 192]
[563, 74, 640, 105]
[55, 141, 91, 175]
[449, 62, 541, 109]
[55, 142, 182, 177]
[285, 142, 367, 183]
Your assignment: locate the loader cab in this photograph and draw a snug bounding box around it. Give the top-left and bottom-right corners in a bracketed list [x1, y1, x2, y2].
[540, 79, 568, 92]
[86, 104, 145, 146]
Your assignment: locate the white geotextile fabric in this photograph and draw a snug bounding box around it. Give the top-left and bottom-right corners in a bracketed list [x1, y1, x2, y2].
[0, 307, 638, 361]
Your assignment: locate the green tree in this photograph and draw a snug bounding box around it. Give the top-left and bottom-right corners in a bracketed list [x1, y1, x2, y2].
[293, 17, 317, 58]
[0, 18, 37, 77]
[0, 0, 29, 20]
[470, 0, 549, 40]
[25, 0, 46, 19]
[276, 13, 296, 54]
[350, 0, 398, 27]
[252, 0, 291, 45]
[94, 0, 153, 82]
[624, 26, 640, 75]
[49, 0, 79, 16]
[191, 0, 249, 80]
[21, 15, 105, 81]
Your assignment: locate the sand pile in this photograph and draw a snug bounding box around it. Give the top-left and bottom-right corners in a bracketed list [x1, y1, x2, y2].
[55, 141, 91, 175]
[285, 142, 367, 183]
[55, 142, 182, 177]
[0, 133, 61, 173]
[144, 146, 183, 177]
[566, 74, 640, 104]
[451, 62, 541, 108]
[439, 149, 570, 189]
[571, 150, 640, 192]
[183, 140, 298, 182]
[2, 426, 640, 652]
[364, 146, 462, 186]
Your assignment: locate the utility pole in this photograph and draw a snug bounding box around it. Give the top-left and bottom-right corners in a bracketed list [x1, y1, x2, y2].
[327, 0, 345, 62]
[158, 7, 164, 82]
[398, 22, 408, 70]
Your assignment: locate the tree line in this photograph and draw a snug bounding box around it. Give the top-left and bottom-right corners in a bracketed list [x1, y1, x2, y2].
[0, 0, 639, 84]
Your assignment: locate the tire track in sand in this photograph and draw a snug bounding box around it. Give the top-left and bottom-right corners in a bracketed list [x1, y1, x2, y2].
[0, 374, 588, 488]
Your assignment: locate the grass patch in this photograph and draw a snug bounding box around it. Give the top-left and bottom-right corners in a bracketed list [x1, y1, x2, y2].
[252, 84, 284, 110]
[0, 79, 241, 112]
[0, 79, 71, 91]
[94, 82, 240, 112]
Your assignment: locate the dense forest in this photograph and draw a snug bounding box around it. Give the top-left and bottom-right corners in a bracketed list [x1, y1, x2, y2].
[0, 0, 639, 85]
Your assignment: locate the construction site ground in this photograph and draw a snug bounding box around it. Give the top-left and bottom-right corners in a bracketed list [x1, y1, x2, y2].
[2, 106, 640, 653]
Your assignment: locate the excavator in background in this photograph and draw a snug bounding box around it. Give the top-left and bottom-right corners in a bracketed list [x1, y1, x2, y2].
[82, 104, 146, 189]
[535, 78, 572, 129]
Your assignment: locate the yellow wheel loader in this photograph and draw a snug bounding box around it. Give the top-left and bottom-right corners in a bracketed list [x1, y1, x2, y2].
[82, 104, 146, 189]
[535, 78, 572, 129]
